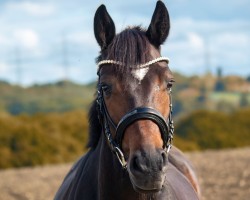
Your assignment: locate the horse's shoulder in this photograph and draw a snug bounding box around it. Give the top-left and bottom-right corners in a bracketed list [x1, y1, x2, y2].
[54, 151, 96, 200]
[160, 164, 199, 200]
[168, 146, 200, 197]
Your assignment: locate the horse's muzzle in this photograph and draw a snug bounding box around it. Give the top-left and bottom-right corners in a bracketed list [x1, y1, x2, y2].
[127, 148, 168, 193]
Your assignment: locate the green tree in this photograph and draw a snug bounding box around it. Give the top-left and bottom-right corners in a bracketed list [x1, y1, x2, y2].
[239, 92, 249, 107]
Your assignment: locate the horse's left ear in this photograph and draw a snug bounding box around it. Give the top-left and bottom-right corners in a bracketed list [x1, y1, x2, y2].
[94, 5, 116, 50]
[146, 1, 170, 47]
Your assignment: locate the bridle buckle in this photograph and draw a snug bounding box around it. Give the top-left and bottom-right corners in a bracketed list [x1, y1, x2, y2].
[114, 147, 127, 169]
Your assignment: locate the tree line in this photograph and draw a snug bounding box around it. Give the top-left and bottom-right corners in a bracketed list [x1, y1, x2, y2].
[0, 109, 249, 169]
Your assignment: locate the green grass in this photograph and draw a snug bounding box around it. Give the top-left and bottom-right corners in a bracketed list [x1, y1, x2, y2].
[210, 92, 241, 105]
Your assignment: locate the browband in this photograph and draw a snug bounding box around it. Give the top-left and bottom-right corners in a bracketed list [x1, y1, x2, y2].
[97, 56, 169, 70]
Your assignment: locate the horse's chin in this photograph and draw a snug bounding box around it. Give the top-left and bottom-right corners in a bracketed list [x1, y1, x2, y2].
[132, 184, 162, 194]
[129, 176, 165, 194]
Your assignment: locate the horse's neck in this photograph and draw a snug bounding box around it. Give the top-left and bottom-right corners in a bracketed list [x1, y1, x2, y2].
[97, 134, 138, 200]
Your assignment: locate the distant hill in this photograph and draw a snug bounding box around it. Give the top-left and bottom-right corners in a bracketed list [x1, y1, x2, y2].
[0, 80, 96, 115]
[0, 73, 249, 115]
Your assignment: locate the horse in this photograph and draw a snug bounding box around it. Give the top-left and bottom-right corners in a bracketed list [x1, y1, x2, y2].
[54, 1, 200, 199]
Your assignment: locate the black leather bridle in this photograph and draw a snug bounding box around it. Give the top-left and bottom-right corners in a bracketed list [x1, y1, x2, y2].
[96, 59, 174, 169]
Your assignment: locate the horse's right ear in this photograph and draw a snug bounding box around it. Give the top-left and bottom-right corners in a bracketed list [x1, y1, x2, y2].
[94, 5, 116, 50]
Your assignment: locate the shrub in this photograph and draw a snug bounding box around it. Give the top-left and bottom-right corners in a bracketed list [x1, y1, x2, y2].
[0, 111, 89, 169]
[175, 109, 250, 150]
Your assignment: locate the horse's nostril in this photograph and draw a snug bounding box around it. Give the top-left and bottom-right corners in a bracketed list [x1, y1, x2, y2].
[132, 156, 143, 173]
[130, 150, 168, 174]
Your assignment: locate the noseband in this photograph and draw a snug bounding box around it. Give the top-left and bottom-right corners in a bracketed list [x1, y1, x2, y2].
[96, 57, 174, 169]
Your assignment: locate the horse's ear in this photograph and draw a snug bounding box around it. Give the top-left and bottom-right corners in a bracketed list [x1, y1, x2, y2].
[146, 1, 170, 47]
[94, 5, 115, 49]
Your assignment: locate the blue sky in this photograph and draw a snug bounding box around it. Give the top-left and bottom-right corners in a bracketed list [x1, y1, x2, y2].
[0, 0, 249, 86]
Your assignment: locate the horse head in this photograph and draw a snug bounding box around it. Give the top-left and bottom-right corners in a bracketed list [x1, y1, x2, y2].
[94, 1, 174, 193]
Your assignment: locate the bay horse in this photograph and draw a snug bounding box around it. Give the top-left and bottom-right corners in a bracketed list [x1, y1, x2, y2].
[55, 1, 200, 199]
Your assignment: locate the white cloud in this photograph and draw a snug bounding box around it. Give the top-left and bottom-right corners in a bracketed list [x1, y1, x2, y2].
[165, 16, 250, 75]
[6, 1, 56, 17]
[0, 62, 9, 74]
[213, 33, 249, 49]
[171, 17, 250, 36]
[164, 31, 204, 56]
[187, 32, 204, 50]
[20, 64, 66, 86]
[211, 33, 250, 69]
[0, 0, 250, 85]
[13, 29, 39, 49]
[0, 34, 8, 45]
[68, 31, 97, 49]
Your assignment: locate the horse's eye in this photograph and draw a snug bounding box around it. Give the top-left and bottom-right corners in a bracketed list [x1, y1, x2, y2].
[101, 84, 112, 96]
[167, 79, 175, 89]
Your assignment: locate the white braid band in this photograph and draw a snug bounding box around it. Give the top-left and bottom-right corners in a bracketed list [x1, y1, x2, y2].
[97, 60, 123, 67]
[97, 56, 169, 70]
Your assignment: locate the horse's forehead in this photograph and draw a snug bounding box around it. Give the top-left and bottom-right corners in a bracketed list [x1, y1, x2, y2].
[149, 43, 161, 58]
[99, 40, 170, 91]
[129, 46, 161, 82]
[120, 65, 168, 105]
[131, 67, 150, 82]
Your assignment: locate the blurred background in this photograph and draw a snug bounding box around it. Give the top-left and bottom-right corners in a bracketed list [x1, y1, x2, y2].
[0, 1, 249, 199]
[0, 0, 250, 170]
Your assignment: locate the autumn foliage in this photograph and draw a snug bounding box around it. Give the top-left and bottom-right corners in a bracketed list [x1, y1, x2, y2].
[174, 109, 250, 150]
[0, 109, 250, 169]
[0, 111, 88, 169]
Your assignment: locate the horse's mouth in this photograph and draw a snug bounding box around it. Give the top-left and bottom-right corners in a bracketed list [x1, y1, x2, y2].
[133, 184, 161, 194]
[130, 177, 164, 194]
[128, 166, 166, 194]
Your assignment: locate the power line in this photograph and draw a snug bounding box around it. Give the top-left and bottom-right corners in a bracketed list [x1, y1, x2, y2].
[14, 47, 22, 85]
[62, 33, 69, 81]
[204, 38, 211, 74]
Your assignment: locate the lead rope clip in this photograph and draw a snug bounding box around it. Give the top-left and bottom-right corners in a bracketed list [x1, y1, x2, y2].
[114, 147, 127, 169]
